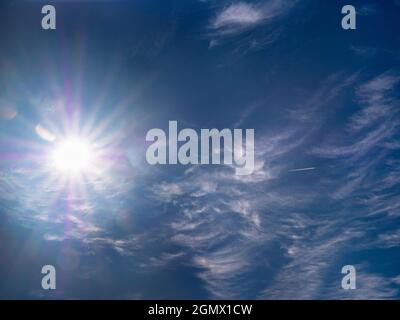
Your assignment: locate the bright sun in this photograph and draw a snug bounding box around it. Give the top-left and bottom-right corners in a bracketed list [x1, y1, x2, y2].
[51, 137, 93, 174]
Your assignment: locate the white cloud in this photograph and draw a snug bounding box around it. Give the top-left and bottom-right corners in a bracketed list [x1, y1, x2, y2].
[325, 272, 399, 300]
[259, 231, 356, 299]
[356, 71, 399, 104]
[311, 71, 400, 160]
[212, 2, 264, 30]
[208, 0, 297, 39]
[147, 128, 318, 298]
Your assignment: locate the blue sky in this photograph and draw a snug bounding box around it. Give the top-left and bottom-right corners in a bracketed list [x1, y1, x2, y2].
[0, 0, 399, 299]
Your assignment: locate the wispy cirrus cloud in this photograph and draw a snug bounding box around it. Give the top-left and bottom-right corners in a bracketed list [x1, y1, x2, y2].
[206, 0, 298, 48]
[210, 1, 296, 35]
[311, 71, 400, 160]
[211, 2, 264, 33]
[349, 71, 400, 131]
[147, 127, 317, 298]
[146, 69, 400, 299]
[324, 269, 399, 300]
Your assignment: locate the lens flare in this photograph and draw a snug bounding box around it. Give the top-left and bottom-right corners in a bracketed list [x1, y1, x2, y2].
[51, 138, 93, 174]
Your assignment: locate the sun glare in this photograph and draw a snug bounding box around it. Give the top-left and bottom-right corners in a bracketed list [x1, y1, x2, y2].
[51, 138, 93, 174]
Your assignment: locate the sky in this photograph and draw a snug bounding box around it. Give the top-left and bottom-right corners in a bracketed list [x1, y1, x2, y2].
[0, 0, 400, 299]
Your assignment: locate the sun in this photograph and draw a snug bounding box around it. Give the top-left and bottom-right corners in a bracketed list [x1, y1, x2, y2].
[51, 137, 93, 174]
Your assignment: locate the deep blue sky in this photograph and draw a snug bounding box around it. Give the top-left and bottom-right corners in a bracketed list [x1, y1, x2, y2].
[0, 0, 399, 299]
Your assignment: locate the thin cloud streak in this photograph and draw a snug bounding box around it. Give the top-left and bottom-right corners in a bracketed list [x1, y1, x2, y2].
[288, 167, 315, 172]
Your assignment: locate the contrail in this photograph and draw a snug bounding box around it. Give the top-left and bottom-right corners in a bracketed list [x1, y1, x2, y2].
[288, 167, 316, 172]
